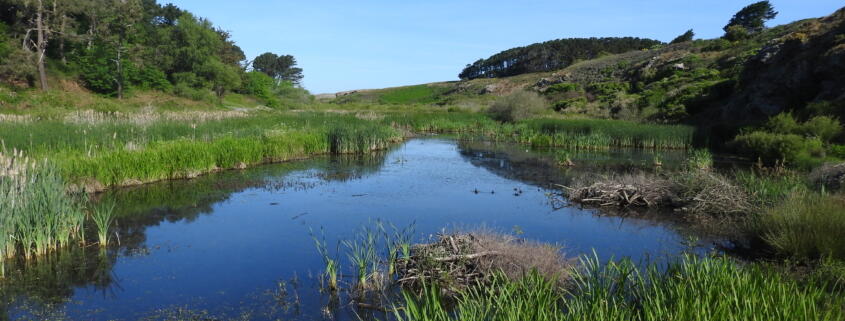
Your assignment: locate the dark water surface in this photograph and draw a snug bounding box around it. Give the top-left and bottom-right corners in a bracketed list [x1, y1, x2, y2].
[2, 138, 719, 320]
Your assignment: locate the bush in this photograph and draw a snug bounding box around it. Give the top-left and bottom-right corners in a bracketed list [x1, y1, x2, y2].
[487, 90, 547, 122]
[801, 116, 842, 142]
[587, 81, 630, 96]
[724, 25, 751, 41]
[130, 67, 172, 92]
[731, 131, 823, 164]
[241, 71, 275, 100]
[545, 83, 581, 94]
[552, 97, 587, 111]
[759, 193, 845, 260]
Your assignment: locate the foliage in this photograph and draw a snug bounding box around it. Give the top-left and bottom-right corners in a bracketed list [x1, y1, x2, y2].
[730, 131, 824, 165]
[670, 29, 695, 44]
[724, 1, 778, 34]
[487, 90, 548, 122]
[252, 52, 304, 85]
[459, 37, 663, 79]
[724, 25, 752, 41]
[759, 193, 845, 260]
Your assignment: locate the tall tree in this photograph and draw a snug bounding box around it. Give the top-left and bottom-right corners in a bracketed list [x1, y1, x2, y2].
[252, 52, 303, 85]
[724, 1, 777, 34]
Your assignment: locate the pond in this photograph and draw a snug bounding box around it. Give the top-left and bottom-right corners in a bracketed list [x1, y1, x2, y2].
[1, 137, 724, 320]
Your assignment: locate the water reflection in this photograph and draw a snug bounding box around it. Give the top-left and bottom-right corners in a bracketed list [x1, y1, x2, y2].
[1, 138, 723, 320]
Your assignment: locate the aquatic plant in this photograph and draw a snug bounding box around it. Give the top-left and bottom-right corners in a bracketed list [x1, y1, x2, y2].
[685, 148, 713, 170]
[309, 227, 339, 291]
[343, 226, 378, 289]
[0, 150, 85, 261]
[91, 201, 116, 247]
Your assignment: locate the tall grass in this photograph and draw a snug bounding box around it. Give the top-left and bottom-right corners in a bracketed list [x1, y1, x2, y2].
[383, 113, 693, 150]
[0, 151, 85, 263]
[395, 254, 845, 321]
[758, 193, 845, 260]
[92, 201, 116, 247]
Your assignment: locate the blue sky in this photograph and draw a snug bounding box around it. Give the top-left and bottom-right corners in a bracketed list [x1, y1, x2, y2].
[167, 0, 843, 94]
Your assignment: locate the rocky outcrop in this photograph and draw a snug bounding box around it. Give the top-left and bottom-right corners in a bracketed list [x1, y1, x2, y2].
[724, 7, 845, 120]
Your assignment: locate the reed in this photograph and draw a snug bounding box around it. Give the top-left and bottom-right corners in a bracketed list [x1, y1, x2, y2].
[343, 226, 379, 289]
[0, 150, 85, 261]
[309, 227, 339, 291]
[91, 201, 116, 247]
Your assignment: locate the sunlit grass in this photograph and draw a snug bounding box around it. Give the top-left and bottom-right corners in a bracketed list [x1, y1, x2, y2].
[395, 254, 845, 321]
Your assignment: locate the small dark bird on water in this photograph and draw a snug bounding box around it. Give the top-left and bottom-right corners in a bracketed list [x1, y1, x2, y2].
[473, 188, 479, 194]
[491, 190, 495, 194]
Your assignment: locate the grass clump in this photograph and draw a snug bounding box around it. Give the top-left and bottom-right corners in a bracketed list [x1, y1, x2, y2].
[91, 201, 116, 247]
[758, 193, 845, 260]
[379, 85, 442, 105]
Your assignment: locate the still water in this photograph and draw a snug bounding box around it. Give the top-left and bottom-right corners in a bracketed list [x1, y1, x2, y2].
[2, 137, 718, 320]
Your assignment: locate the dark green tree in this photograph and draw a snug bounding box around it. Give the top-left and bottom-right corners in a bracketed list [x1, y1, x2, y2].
[252, 52, 303, 85]
[670, 29, 694, 44]
[723, 1, 777, 34]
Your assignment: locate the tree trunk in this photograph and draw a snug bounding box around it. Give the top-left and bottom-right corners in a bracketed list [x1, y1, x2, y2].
[35, 0, 49, 91]
[59, 14, 67, 65]
[115, 46, 123, 99]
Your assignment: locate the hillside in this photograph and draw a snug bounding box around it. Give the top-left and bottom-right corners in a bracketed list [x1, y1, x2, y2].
[330, 7, 845, 142]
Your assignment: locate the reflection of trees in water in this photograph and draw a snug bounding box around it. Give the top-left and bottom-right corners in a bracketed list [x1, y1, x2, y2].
[457, 141, 688, 188]
[456, 140, 729, 248]
[0, 151, 392, 316]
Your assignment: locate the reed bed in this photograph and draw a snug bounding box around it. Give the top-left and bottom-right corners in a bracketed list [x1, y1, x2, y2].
[0, 150, 86, 270]
[395, 254, 845, 321]
[382, 113, 694, 150]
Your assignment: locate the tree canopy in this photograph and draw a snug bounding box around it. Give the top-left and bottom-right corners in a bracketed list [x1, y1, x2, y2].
[252, 52, 304, 85]
[458, 37, 663, 80]
[0, 0, 303, 102]
[670, 29, 695, 44]
[724, 1, 778, 34]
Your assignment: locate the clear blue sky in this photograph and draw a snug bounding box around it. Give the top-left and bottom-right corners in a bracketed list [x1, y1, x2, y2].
[166, 0, 842, 94]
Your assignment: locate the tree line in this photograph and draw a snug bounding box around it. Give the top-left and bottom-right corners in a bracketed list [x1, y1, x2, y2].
[458, 37, 663, 80]
[0, 0, 303, 102]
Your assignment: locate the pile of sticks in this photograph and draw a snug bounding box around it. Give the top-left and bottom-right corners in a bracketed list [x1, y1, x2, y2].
[396, 233, 500, 292]
[560, 180, 674, 208]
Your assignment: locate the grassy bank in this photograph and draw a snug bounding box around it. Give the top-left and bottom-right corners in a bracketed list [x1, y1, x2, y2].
[1, 111, 402, 189]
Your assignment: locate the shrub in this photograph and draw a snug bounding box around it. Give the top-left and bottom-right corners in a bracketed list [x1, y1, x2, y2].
[552, 97, 587, 111]
[730, 131, 823, 164]
[724, 25, 751, 41]
[545, 83, 581, 94]
[759, 193, 845, 260]
[587, 81, 630, 96]
[131, 67, 172, 92]
[766, 113, 800, 134]
[487, 90, 548, 122]
[241, 71, 275, 100]
[801, 116, 842, 142]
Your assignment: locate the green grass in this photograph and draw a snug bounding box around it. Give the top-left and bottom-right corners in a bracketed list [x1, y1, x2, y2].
[395, 254, 845, 321]
[378, 85, 442, 104]
[1, 112, 402, 187]
[91, 201, 116, 247]
[758, 193, 845, 260]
